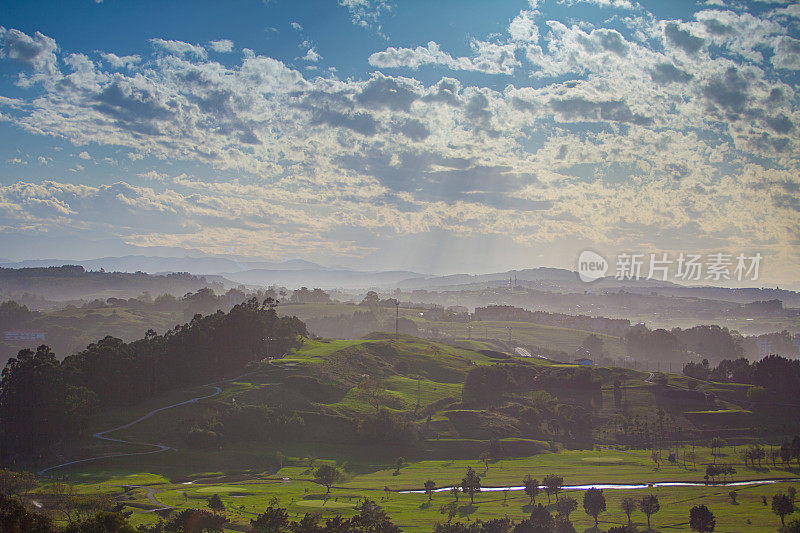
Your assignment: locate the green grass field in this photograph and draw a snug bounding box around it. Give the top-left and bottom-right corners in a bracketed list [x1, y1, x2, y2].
[46, 445, 799, 532]
[31, 334, 800, 532]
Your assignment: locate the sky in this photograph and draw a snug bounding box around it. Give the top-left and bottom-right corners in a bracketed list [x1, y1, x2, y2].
[0, 0, 799, 284]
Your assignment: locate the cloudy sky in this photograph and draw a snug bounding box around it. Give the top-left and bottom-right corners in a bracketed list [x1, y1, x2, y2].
[1, 0, 799, 284]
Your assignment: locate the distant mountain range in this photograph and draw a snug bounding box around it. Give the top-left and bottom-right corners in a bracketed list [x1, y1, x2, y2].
[0, 256, 424, 290]
[0, 256, 328, 275]
[1, 256, 797, 304]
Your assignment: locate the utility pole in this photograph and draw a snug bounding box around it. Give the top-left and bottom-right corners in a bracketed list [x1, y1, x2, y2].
[395, 300, 399, 339]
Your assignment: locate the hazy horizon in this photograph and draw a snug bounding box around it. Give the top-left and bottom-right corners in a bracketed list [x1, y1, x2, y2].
[2, 0, 800, 286]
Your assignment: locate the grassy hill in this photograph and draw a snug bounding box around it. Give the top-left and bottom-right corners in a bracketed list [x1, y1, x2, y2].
[31, 334, 800, 532]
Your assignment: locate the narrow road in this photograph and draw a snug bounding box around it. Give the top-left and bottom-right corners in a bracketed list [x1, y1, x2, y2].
[644, 371, 654, 384]
[39, 372, 252, 476]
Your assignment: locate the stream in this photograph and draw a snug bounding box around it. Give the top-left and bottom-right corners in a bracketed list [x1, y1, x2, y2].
[400, 477, 800, 494]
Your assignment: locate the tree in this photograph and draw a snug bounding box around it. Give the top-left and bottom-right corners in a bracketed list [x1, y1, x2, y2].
[781, 441, 793, 467]
[424, 480, 436, 502]
[350, 498, 401, 533]
[523, 475, 540, 505]
[783, 519, 800, 533]
[581, 334, 604, 358]
[450, 486, 460, 502]
[543, 474, 564, 503]
[461, 467, 481, 504]
[480, 451, 492, 473]
[0, 494, 52, 533]
[0, 470, 38, 501]
[639, 494, 660, 530]
[166, 509, 229, 533]
[620, 497, 637, 527]
[357, 375, 386, 414]
[582, 488, 606, 527]
[556, 495, 578, 520]
[439, 501, 458, 525]
[710, 437, 725, 463]
[689, 505, 716, 533]
[313, 465, 342, 494]
[394, 457, 405, 475]
[62, 511, 136, 533]
[250, 507, 289, 533]
[207, 493, 225, 513]
[773, 492, 795, 527]
[360, 290, 380, 306]
[529, 503, 554, 532]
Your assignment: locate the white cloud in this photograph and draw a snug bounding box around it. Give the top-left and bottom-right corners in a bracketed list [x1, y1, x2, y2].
[0, 27, 60, 87]
[337, 0, 392, 29]
[302, 48, 322, 62]
[208, 39, 234, 53]
[149, 38, 207, 59]
[0, 16, 799, 282]
[101, 52, 141, 69]
[508, 10, 540, 43]
[290, 22, 303, 31]
[368, 40, 517, 74]
[772, 35, 800, 69]
[557, 0, 638, 8]
[78, 151, 91, 160]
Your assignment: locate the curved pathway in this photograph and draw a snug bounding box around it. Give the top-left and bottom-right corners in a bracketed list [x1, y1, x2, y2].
[38, 372, 252, 476]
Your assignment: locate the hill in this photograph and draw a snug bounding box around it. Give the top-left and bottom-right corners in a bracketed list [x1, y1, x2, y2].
[0, 265, 232, 302]
[6, 318, 800, 532]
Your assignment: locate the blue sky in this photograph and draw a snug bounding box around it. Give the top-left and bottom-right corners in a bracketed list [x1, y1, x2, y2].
[0, 0, 799, 284]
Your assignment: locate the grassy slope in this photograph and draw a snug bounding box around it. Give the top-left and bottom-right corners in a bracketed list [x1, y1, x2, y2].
[41, 335, 799, 532]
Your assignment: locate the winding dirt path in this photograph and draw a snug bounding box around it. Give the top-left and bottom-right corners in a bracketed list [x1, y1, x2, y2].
[38, 372, 252, 476]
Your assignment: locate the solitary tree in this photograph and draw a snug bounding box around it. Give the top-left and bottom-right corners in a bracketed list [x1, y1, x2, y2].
[543, 474, 564, 503]
[358, 376, 386, 414]
[582, 488, 606, 527]
[557, 495, 578, 520]
[639, 494, 660, 530]
[424, 480, 436, 502]
[461, 467, 482, 504]
[479, 451, 491, 473]
[207, 494, 225, 513]
[439, 501, 458, 524]
[620, 497, 637, 527]
[772, 492, 796, 527]
[689, 505, 716, 533]
[313, 465, 342, 494]
[523, 475, 540, 505]
[710, 437, 725, 463]
[394, 457, 405, 475]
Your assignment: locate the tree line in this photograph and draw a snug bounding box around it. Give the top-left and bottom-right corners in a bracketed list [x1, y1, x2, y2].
[683, 354, 800, 401]
[0, 297, 306, 465]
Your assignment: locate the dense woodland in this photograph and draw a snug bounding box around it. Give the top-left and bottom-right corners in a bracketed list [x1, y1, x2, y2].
[0, 298, 306, 465]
